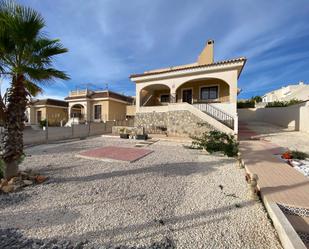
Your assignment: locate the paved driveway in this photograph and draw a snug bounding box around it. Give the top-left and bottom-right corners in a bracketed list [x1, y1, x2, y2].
[240, 121, 309, 153]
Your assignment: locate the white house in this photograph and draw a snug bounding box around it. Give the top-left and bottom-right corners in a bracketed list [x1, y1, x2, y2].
[130, 40, 246, 136]
[262, 82, 309, 103]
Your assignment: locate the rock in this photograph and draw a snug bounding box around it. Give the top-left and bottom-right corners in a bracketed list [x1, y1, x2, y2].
[35, 175, 48, 184]
[19, 171, 29, 180]
[1, 184, 14, 193]
[0, 179, 8, 188]
[12, 183, 24, 192]
[23, 180, 33, 186]
[8, 176, 22, 185]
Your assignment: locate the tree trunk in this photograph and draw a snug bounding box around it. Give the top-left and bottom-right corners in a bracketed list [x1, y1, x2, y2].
[1, 74, 27, 179]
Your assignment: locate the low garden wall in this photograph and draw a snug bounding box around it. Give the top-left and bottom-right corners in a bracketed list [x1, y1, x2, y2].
[238, 101, 309, 133]
[134, 110, 212, 136]
[0, 120, 133, 145]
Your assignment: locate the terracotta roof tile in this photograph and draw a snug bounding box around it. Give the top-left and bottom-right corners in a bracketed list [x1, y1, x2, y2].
[31, 99, 68, 107]
[130, 57, 246, 78]
[65, 90, 133, 103]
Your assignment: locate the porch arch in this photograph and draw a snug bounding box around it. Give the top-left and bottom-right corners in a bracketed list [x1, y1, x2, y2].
[70, 103, 86, 120]
[139, 84, 171, 107]
[175, 78, 231, 104]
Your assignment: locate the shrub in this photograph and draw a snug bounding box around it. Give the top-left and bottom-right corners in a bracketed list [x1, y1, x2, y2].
[252, 96, 262, 103]
[237, 100, 255, 108]
[291, 150, 308, 160]
[191, 130, 239, 157]
[265, 99, 302, 108]
[39, 119, 47, 128]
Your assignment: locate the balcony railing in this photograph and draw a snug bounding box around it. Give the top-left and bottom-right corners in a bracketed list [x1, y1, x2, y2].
[70, 113, 84, 119]
[193, 103, 234, 129]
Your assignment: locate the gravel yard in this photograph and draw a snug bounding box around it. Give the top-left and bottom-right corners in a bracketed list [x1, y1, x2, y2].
[0, 137, 282, 249]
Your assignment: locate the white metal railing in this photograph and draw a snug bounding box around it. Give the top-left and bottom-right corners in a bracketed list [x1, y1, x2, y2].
[142, 94, 153, 106]
[193, 103, 234, 129]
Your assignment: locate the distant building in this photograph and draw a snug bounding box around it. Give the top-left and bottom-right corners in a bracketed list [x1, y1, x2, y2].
[64, 89, 134, 124]
[26, 99, 68, 126]
[262, 81, 309, 103]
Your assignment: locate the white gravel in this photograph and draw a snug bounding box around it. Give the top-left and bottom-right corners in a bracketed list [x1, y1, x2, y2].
[0, 137, 282, 248]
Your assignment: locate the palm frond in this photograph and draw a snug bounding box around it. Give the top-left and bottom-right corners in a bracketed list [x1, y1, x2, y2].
[24, 79, 42, 96]
[0, 0, 44, 45]
[24, 66, 70, 82]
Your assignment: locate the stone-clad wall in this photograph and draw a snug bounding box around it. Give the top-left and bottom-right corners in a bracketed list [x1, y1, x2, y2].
[135, 110, 213, 137]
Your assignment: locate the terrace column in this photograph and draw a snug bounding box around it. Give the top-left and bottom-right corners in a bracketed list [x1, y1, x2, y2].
[170, 91, 176, 103]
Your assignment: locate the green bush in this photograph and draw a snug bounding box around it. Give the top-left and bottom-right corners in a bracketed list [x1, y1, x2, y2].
[252, 96, 262, 103]
[191, 130, 239, 157]
[265, 99, 302, 108]
[39, 119, 47, 128]
[237, 100, 255, 108]
[291, 150, 308, 160]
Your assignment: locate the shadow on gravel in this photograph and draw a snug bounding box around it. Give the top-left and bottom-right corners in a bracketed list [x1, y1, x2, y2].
[0, 192, 32, 208]
[0, 228, 88, 249]
[0, 228, 175, 249]
[55, 160, 229, 183]
[0, 207, 80, 228]
[68, 200, 255, 246]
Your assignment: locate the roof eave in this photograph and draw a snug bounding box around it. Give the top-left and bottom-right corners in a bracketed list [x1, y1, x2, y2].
[130, 58, 247, 80]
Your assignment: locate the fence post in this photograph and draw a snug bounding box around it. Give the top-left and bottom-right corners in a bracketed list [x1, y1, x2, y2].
[45, 116, 49, 144]
[72, 118, 74, 138]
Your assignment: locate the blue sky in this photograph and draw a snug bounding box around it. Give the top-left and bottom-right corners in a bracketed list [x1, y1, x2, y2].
[1, 0, 309, 99]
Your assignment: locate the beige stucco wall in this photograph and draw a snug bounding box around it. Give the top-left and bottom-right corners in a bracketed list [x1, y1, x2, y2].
[46, 107, 68, 126]
[133, 66, 240, 116]
[126, 105, 136, 116]
[238, 101, 309, 133]
[68, 99, 129, 122]
[108, 100, 127, 121]
[176, 79, 229, 103]
[91, 100, 109, 121]
[28, 106, 67, 126]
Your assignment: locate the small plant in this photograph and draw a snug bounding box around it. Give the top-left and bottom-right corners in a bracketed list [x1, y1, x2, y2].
[290, 150, 308, 160]
[237, 100, 255, 108]
[191, 130, 239, 157]
[281, 150, 308, 160]
[251, 96, 262, 103]
[266, 99, 302, 108]
[39, 119, 47, 128]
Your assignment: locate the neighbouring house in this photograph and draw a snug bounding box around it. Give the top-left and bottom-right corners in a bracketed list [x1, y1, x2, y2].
[26, 98, 68, 126]
[262, 81, 309, 103]
[64, 89, 134, 125]
[130, 40, 246, 136]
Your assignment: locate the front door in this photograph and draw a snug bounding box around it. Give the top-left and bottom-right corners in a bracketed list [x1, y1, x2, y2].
[182, 89, 192, 104]
[37, 111, 42, 123]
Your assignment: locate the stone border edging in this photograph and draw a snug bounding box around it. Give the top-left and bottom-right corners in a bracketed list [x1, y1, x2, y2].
[239, 151, 307, 249]
[263, 201, 307, 249]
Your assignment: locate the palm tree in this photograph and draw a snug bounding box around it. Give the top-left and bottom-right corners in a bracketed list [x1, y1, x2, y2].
[0, 0, 69, 179]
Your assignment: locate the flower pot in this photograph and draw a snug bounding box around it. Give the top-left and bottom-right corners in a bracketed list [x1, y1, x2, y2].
[120, 133, 129, 139]
[136, 134, 148, 140]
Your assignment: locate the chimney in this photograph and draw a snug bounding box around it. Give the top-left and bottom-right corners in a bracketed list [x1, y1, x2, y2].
[198, 39, 214, 65]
